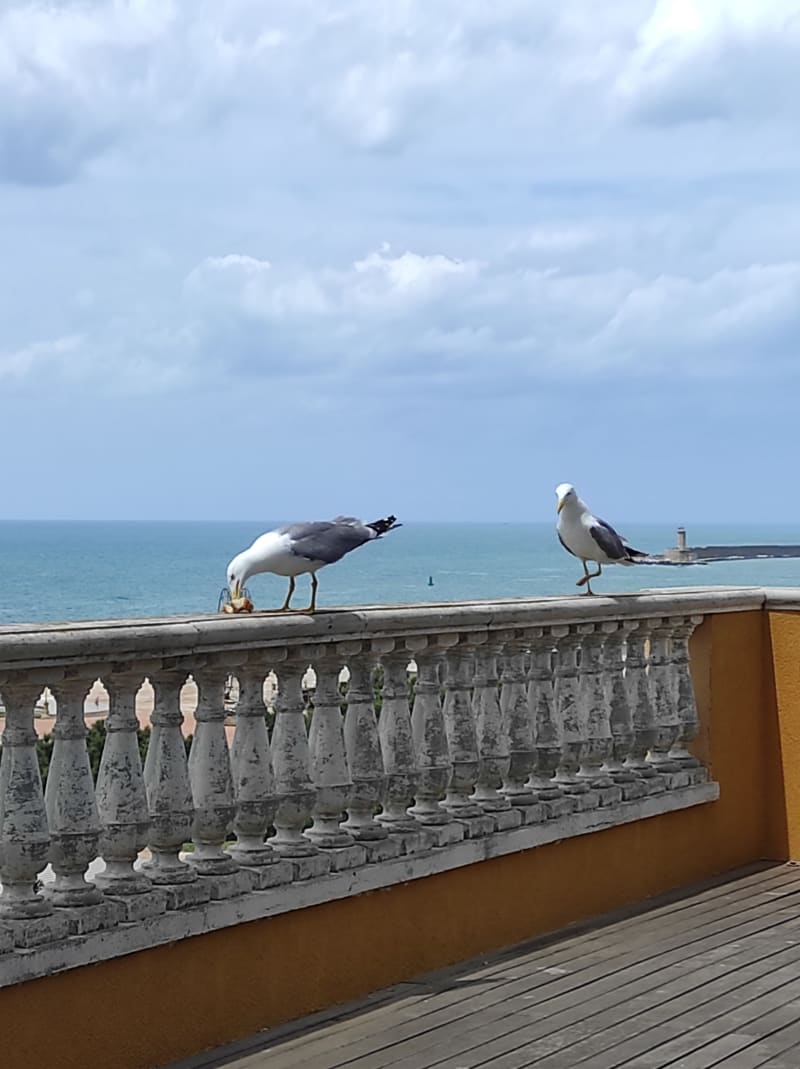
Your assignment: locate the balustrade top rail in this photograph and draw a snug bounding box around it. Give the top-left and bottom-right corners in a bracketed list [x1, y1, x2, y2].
[0, 587, 771, 671]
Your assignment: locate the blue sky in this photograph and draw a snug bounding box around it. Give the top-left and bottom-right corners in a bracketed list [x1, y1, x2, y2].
[1, 0, 799, 523]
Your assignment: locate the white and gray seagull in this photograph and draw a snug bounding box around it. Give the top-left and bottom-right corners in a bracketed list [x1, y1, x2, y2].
[555, 483, 647, 596]
[225, 515, 402, 613]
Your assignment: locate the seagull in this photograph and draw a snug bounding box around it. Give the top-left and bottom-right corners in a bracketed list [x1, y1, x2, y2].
[555, 484, 647, 595]
[225, 515, 402, 613]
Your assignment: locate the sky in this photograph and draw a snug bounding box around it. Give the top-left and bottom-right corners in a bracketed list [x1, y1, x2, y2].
[1, 0, 799, 524]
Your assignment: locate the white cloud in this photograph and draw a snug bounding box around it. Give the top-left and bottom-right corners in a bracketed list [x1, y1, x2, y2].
[1, 0, 798, 184]
[614, 0, 800, 124]
[0, 0, 281, 182]
[320, 49, 462, 151]
[0, 335, 83, 380]
[186, 247, 481, 323]
[2, 1, 799, 408]
[0, 324, 202, 394]
[180, 244, 800, 389]
[589, 262, 800, 372]
[0, 0, 176, 182]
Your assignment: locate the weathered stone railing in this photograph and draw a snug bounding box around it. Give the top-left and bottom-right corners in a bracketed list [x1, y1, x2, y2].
[0, 589, 758, 986]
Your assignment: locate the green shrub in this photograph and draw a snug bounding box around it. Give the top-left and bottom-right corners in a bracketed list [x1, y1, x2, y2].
[31, 721, 192, 788]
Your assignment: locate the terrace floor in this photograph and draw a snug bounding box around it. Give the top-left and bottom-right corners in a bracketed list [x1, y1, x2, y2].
[170, 862, 800, 1069]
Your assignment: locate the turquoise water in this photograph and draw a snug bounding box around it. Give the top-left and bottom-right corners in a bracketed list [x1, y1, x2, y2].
[2, 520, 800, 625]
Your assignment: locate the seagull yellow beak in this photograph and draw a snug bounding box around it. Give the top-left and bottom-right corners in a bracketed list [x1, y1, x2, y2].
[233, 581, 242, 600]
[557, 498, 566, 514]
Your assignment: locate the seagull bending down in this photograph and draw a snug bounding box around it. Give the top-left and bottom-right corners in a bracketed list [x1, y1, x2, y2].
[555, 484, 647, 596]
[225, 515, 401, 613]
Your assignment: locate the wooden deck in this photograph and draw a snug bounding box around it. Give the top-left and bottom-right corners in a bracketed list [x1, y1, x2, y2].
[172, 863, 800, 1069]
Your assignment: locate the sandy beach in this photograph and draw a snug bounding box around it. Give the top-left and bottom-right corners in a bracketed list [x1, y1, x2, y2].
[27, 675, 279, 745]
[3, 663, 382, 745]
[23, 668, 333, 744]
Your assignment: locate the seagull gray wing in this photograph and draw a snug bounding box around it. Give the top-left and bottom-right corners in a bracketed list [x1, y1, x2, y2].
[589, 519, 628, 561]
[282, 521, 370, 565]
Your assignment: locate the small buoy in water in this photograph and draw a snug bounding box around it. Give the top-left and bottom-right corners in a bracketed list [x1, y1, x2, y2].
[428, 575, 434, 586]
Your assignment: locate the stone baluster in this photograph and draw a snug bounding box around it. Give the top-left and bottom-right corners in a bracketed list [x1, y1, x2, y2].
[95, 670, 166, 919]
[340, 645, 400, 861]
[472, 636, 520, 829]
[306, 647, 365, 870]
[525, 629, 568, 816]
[188, 667, 251, 896]
[269, 652, 330, 879]
[406, 640, 462, 846]
[441, 635, 494, 836]
[375, 642, 428, 850]
[669, 616, 704, 773]
[646, 618, 682, 778]
[575, 625, 620, 805]
[229, 663, 292, 887]
[552, 626, 591, 804]
[600, 623, 646, 801]
[143, 670, 210, 906]
[45, 677, 120, 931]
[498, 631, 538, 815]
[0, 680, 69, 946]
[623, 622, 663, 792]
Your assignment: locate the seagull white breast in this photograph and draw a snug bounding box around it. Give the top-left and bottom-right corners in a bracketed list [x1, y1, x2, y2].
[558, 501, 620, 564]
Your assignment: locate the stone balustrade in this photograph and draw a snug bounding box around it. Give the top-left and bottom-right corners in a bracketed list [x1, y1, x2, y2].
[0, 587, 756, 986]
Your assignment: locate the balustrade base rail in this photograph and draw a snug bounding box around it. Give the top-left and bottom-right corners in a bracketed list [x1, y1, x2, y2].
[0, 775, 716, 988]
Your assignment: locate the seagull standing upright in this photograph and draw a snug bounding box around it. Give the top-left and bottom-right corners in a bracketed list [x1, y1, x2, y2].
[224, 515, 401, 614]
[555, 484, 647, 595]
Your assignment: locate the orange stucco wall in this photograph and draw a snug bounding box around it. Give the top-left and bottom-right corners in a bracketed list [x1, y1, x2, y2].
[1, 610, 789, 1069]
[764, 612, 800, 859]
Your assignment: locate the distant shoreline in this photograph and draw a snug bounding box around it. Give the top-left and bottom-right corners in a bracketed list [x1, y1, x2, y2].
[655, 541, 800, 565]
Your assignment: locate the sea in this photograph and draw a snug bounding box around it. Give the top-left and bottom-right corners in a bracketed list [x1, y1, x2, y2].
[2, 520, 800, 627]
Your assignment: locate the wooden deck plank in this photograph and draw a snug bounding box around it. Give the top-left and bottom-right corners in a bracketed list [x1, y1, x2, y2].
[270, 889, 800, 1069]
[177, 865, 788, 1069]
[643, 998, 800, 1069]
[261, 864, 791, 1067]
[719, 1018, 800, 1068]
[381, 927, 800, 1069]
[484, 943, 800, 1069]
[326, 882, 800, 1069]
[166, 865, 800, 1069]
[580, 973, 800, 1069]
[291, 872, 800, 1068]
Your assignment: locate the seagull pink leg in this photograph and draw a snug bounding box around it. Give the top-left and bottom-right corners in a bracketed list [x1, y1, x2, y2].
[279, 576, 296, 612]
[581, 563, 602, 596]
[296, 574, 319, 615]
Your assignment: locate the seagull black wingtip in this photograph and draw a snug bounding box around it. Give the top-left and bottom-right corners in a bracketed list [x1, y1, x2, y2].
[368, 515, 402, 536]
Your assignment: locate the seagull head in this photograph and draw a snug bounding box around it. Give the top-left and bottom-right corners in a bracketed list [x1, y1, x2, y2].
[226, 550, 251, 599]
[555, 483, 578, 515]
